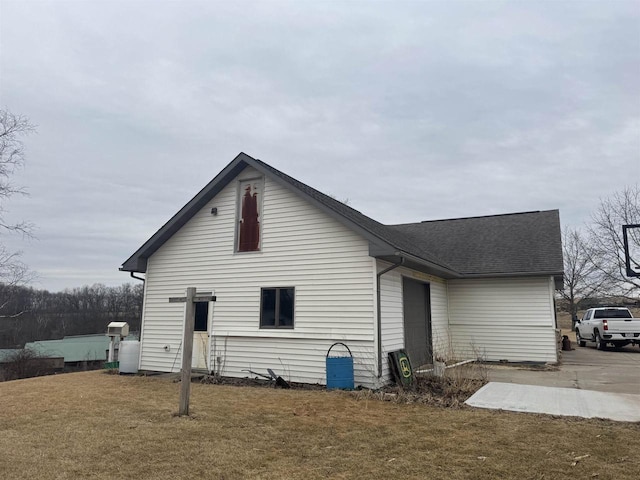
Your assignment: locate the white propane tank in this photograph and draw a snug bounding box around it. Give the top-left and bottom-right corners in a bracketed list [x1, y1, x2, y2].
[118, 340, 140, 374]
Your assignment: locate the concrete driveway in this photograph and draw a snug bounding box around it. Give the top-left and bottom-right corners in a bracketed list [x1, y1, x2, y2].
[482, 333, 640, 395]
[465, 334, 640, 421]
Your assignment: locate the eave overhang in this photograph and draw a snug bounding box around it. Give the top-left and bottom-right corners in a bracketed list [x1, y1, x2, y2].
[120, 154, 252, 272]
[373, 250, 461, 279]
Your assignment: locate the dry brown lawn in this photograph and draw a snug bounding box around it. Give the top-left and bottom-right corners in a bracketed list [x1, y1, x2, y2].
[0, 371, 638, 479]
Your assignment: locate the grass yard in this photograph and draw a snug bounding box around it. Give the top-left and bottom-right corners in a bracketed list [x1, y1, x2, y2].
[0, 371, 638, 479]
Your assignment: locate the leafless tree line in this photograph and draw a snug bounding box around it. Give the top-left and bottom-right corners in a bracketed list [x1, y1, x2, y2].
[559, 185, 640, 319]
[0, 282, 143, 348]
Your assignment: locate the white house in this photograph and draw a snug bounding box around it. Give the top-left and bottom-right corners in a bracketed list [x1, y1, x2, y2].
[121, 153, 564, 388]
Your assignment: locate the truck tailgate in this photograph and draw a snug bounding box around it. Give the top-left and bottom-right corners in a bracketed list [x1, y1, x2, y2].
[606, 319, 640, 334]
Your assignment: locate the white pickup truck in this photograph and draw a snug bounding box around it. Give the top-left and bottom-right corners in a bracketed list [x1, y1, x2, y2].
[575, 307, 640, 350]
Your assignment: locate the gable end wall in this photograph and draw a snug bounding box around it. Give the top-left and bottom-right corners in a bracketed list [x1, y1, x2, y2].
[138, 167, 378, 386]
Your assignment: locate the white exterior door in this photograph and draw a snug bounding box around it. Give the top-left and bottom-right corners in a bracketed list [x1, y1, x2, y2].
[192, 301, 210, 370]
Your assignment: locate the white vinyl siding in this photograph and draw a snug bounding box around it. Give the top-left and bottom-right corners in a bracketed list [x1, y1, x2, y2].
[210, 337, 374, 385]
[139, 166, 378, 386]
[378, 266, 404, 384]
[448, 276, 557, 363]
[378, 263, 450, 382]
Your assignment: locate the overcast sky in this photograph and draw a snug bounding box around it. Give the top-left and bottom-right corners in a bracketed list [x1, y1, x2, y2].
[0, 0, 638, 292]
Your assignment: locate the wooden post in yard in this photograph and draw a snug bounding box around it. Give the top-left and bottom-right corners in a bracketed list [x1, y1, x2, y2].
[179, 287, 196, 416]
[169, 287, 217, 417]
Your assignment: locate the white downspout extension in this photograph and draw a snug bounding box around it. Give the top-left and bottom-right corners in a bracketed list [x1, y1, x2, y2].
[128, 271, 146, 371]
[415, 358, 476, 375]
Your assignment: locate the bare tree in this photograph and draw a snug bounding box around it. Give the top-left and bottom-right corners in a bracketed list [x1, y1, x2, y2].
[0, 109, 35, 316]
[587, 185, 640, 299]
[559, 227, 610, 322]
[0, 245, 31, 291]
[0, 109, 34, 235]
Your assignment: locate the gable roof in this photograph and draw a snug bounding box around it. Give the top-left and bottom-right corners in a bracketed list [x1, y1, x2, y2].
[121, 152, 563, 281]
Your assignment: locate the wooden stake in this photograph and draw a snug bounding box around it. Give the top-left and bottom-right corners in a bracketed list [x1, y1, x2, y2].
[168, 288, 216, 417]
[179, 287, 196, 416]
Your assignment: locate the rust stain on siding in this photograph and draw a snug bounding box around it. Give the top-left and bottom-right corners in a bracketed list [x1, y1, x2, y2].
[238, 183, 260, 251]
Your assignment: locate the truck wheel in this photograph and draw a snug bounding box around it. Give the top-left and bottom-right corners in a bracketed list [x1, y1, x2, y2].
[595, 331, 607, 351]
[575, 330, 586, 347]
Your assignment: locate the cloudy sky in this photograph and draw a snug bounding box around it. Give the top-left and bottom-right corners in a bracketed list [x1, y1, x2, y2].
[0, 0, 638, 292]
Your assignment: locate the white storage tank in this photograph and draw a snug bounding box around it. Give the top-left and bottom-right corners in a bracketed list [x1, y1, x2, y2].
[119, 340, 140, 374]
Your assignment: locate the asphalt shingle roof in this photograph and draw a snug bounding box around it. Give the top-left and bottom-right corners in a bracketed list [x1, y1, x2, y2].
[389, 210, 563, 276]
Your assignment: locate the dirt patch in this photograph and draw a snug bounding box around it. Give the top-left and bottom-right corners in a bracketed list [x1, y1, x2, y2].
[350, 362, 490, 408]
[199, 373, 325, 390]
[358, 373, 487, 408]
[196, 364, 488, 408]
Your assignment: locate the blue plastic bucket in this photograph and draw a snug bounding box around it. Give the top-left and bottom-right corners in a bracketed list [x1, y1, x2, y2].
[326, 342, 354, 390]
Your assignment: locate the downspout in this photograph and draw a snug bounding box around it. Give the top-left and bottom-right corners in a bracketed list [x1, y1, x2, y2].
[129, 271, 146, 371]
[376, 256, 404, 377]
[130, 272, 145, 283]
